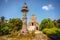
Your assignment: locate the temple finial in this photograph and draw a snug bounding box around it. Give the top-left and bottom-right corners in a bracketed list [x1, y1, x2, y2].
[21, 2, 29, 12]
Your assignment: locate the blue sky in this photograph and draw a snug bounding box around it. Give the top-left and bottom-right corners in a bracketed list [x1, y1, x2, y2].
[0, 0, 60, 23]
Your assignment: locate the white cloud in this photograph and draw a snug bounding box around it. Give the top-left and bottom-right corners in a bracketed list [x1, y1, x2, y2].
[42, 4, 54, 11]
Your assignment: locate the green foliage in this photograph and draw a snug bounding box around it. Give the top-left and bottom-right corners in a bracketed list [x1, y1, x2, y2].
[53, 19, 60, 28]
[0, 21, 9, 35]
[39, 18, 60, 40]
[8, 18, 22, 31]
[42, 27, 58, 35]
[56, 29, 60, 40]
[2, 26, 9, 35]
[0, 16, 22, 35]
[39, 18, 54, 30]
[42, 27, 60, 40]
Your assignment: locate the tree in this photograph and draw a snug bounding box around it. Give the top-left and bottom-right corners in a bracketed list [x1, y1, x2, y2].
[8, 18, 22, 31]
[2, 26, 9, 35]
[0, 16, 5, 22]
[39, 18, 54, 30]
[0, 20, 9, 35]
[39, 18, 60, 40]
[0, 16, 22, 35]
[53, 19, 60, 28]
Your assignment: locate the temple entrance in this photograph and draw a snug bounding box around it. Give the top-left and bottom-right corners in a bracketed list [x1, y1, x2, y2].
[32, 23, 34, 26]
[36, 27, 38, 30]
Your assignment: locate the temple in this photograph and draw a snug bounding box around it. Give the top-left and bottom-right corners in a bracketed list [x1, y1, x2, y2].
[21, 3, 39, 34]
[27, 14, 39, 32]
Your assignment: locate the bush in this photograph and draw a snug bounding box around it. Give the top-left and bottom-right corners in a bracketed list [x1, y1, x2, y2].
[42, 27, 60, 40]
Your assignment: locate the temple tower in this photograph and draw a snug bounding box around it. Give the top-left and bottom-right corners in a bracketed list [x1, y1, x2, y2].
[21, 3, 29, 33]
[27, 14, 39, 32]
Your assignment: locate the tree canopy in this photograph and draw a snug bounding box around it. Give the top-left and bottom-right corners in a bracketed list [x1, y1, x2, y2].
[0, 16, 22, 35]
[39, 18, 54, 30]
[8, 18, 22, 31]
[39, 18, 60, 40]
